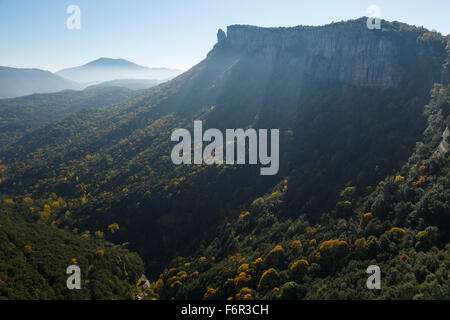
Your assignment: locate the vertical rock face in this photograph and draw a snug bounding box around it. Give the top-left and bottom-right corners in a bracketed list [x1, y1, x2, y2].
[442, 37, 450, 85]
[217, 28, 227, 43]
[209, 18, 445, 89]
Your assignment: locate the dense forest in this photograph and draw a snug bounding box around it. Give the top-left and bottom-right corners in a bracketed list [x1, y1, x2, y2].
[0, 200, 144, 299]
[0, 18, 448, 299]
[143, 84, 449, 300]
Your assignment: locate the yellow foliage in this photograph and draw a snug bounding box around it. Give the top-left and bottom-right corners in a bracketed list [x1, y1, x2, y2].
[290, 259, 309, 270]
[253, 257, 263, 265]
[4, 199, 14, 205]
[234, 272, 251, 288]
[399, 253, 409, 261]
[290, 259, 309, 279]
[265, 245, 285, 267]
[203, 287, 218, 300]
[259, 268, 280, 290]
[238, 263, 250, 273]
[414, 176, 426, 185]
[71, 258, 78, 265]
[319, 239, 348, 251]
[153, 278, 164, 293]
[268, 191, 279, 199]
[360, 212, 373, 228]
[177, 271, 188, 281]
[315, 239, 349, 263]
[390, 227, 406, 234]
[95, 231, 104, 238]
[190, 271, 199, 277]
[238, 211, 250, 219]
[395, 175, 405, 182]
[96, 249, 105, 256]
[305, 227, 317, 237]
[290, 240, 302, 250]
[235, 287, 253, 300]
[108, 222, 119, 234]
[23, 197, 33, 205]
[41, 204, 52, 222]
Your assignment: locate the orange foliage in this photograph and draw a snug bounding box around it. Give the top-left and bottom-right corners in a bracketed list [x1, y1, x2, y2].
[305, 227, 317, 237]
[203, 287, 218, 300]
[290, 240, 302, 250]
[315, 239, 349, 263]
[265, 245, 285, 267]
[234, 272, 251, 288]
[238, 263, 250, 273]
[359, 212, 373, 228]
[414, 176, 426, 185]
[239, 211, 250, 219]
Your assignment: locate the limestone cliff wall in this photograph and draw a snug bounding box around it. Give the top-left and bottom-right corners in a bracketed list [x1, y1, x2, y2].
[210, 18, 444, 89]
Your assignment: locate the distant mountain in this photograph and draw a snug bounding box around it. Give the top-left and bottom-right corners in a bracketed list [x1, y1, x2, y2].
[56, 58, 183, 83]
[86, 78, 162, 91]
[0, 66, 82, 99]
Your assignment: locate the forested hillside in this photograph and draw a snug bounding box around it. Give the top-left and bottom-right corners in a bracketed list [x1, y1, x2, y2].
[144, 84, 450, 300]
[0, 86, 143, 147]
[0, 200, 144, 299]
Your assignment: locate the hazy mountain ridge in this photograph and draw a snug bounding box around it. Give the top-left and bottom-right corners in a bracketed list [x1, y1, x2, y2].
[86, 78, 162, 91]
[57, 57, 183, 83]
[0, 86, 143, 147]
[0, 66, 82, 99]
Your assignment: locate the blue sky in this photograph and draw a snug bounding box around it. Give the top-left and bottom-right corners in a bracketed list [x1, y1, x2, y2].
[1, 0, 449, 72]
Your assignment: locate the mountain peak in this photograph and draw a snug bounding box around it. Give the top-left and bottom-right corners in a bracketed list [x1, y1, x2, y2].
[83, 57, 144, 69]
[56, 58, 183, 83]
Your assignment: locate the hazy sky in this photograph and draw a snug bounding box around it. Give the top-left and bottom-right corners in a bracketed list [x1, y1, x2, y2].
[1, 0, 449, 72]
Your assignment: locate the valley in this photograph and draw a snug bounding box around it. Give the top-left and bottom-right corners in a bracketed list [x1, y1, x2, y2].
[0, 17, 449, 300]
